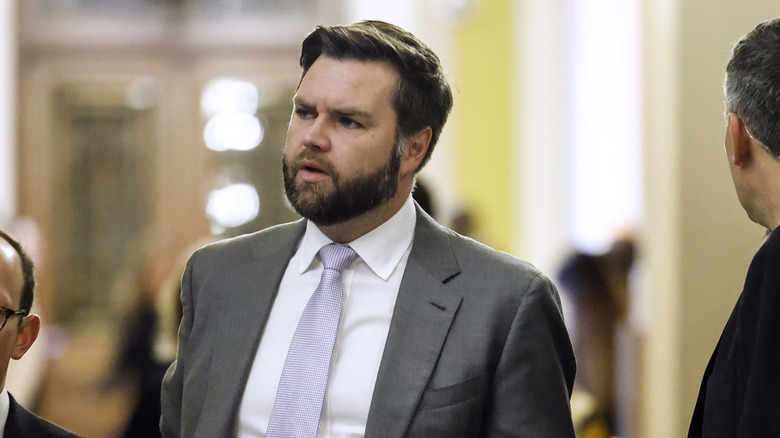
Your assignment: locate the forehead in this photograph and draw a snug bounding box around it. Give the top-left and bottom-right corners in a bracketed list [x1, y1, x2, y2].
[0, 241, 22, 305]
[297, 57, 399, 109]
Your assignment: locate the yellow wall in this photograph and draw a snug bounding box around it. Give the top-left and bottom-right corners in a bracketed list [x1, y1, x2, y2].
[453, 0, 513, 252]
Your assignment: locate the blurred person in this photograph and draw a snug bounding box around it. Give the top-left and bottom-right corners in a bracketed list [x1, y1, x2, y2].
[450, 209, 472, 234]
[689, 16, 780, 438]
[109, 265, 168, 438]
[0, 229, 82, 437]
[448, 206, 495, 250]
[112, 237, 214, 438]
[557, 238, 635, 438]
[161, 20, 575, 438]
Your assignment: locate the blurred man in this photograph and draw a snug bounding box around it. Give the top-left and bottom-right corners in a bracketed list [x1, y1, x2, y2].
[161, 20, 575, 437]
[0, 229, 81, 437]
[689, 16, 780, 438]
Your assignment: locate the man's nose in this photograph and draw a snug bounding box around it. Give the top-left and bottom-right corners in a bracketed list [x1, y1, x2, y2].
[303, 118, 331, 151]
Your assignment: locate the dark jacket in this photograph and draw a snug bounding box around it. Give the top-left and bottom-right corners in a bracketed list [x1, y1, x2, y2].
[689, 228, 780, 437]
[4, 393, 82, 438]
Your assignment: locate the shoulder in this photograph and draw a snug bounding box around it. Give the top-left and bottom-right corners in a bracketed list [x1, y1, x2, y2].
[734, 228, 780, 330]
[449, 231, 557, 308]
[422, 210, 543, 273]
[188, 219, 306, 266]
[451, 230, 541, 274]
[6, 394, 82, 438]
[744, 228, 780, 293]
[757, 227, 780, 259]
[413, 209, 549, 292]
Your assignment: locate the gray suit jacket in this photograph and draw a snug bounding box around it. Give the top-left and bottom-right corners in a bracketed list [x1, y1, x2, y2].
[160, 206, 576, 437]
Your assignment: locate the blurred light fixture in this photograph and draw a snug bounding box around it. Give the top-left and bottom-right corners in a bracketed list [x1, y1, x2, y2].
[206, 183, 261, 231]
[200, 77, 259, 118]
[125, 76, 159, 110]
[203, 113, 264, 151]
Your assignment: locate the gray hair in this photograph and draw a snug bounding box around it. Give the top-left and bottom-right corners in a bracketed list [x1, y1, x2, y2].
[725, 17, 780, 156]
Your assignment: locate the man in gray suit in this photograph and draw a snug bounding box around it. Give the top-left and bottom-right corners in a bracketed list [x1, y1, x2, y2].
[161, 20, 575, 438]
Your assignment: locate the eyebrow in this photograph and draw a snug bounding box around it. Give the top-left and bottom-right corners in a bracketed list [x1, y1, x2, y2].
[293, 97, 373, 120]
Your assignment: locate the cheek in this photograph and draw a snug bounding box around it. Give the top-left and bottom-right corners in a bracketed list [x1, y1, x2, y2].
[284, 124, 300, 147]
[285, 117, 309, 142]
[0, 334, 16, 358]
[343, 148, 382, 173]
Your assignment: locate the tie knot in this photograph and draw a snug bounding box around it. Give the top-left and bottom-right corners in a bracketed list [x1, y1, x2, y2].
[319, 243, 359, 272]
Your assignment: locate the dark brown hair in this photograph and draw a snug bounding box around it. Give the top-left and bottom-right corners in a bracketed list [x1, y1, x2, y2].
[299, 20, 453, 171]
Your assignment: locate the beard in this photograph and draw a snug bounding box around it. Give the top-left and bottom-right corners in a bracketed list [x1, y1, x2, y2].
[283, 145, 402, 226]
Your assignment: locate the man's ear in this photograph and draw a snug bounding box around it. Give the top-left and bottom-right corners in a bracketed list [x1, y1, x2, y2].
[728, 113, 752, 167]
[11, 314, 40, 360]
[401, 126, 433, 174]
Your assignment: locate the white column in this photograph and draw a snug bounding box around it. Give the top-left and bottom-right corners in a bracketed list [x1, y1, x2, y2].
[569, 0, 641, 253]
[514, 0, 572, 274]
[0, 0, 16, 224]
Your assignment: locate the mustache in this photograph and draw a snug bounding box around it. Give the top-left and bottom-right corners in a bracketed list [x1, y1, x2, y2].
[287, 151, 337, 176]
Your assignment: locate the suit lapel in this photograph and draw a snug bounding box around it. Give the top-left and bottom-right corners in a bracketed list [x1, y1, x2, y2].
[4, 393, 73, 437]
[198, 221, 306, 436]
[5, 395, 34, 437]
[365, 209, 462, 438]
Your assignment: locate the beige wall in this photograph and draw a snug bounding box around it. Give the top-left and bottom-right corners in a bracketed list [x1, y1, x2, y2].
[643, 1, 778, 436]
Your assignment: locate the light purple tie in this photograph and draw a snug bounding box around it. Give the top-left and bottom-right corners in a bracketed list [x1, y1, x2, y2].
[266, 243, 359, 438]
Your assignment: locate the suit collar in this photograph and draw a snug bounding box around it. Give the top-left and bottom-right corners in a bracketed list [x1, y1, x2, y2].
[365, 205, 463, 438]
[405, 205, 461, 282]
[0, 388, 8, 436]
[201, 210, 461, 438]
[249, 219, 306, 261]
[200, 221, 306, 436]
[296, 196, 417, 281]
[345, 196, 417, 281]
[4, 393, 80, 437]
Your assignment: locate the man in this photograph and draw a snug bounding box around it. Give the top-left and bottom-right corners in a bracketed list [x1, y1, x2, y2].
[0, 229, 82, 437]
[161, 20, 575, 437]
[689, 17, 780, 438]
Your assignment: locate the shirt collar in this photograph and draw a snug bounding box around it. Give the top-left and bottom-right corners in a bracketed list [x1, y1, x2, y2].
[299, 195, 417, 281]
[0, 387, 9, 436]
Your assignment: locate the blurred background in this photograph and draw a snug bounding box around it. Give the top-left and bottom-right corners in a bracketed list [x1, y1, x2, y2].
[0, 0, 777, 436]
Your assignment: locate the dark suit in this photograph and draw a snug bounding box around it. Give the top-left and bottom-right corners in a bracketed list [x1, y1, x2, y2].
[161, 206, 576, 437]
[689, 228, 780, 437]
[5, 393, 82, 438]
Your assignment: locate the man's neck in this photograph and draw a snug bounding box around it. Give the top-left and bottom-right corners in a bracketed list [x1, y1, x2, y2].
[741, 143, 780, 231]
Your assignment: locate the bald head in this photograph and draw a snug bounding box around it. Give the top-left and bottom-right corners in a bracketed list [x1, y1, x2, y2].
[0, 230, 34, 314]
[0, 229, 41, 391]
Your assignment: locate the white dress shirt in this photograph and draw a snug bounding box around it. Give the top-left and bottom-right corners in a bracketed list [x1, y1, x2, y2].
[0, 387, 10, 437]
[237, 196, 416, 438]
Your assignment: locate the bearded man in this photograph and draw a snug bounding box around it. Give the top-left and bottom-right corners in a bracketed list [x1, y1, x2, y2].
[161, 20, 575, 438]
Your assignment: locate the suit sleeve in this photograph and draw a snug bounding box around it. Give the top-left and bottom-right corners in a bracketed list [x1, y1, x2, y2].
[487, 272, 576, 437]
[160, 257, 195, 438]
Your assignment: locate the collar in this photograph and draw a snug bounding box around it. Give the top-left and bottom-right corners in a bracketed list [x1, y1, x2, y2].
[299, 196, 417, 280]
[0, 387, 8, 435]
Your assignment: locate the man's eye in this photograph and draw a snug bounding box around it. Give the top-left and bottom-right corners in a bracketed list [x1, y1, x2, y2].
[296, 109, 314, 119]
[341, 117, 363, 129]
